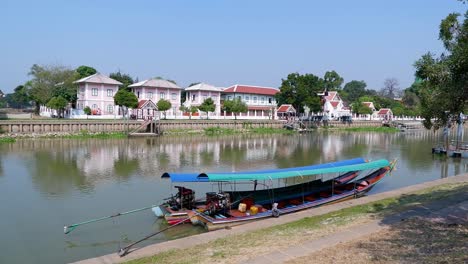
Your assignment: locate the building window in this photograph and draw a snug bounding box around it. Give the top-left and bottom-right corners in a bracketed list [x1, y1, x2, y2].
[261, 97, 265, 104]
[92, 88, 98, 96]
[137, 91, 140, 98]
[107, 89, 113, 97]
[192, 94, 196, 101]
[160, 92, 165, 99]
[171, 93, 177, 100]
[245, 96, 250, 102]
[147, 92, 153, 99]
[237, 96, 241, 100]
[107, 104, 113, 113]
[253, 96, 257, 103]
[227, 95, 232, 100]
[268, 97, 272, 104]
[92, 104, 98, 109]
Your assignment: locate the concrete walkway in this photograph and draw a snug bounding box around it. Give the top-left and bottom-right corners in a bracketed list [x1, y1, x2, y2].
[73, 173, 468, 264]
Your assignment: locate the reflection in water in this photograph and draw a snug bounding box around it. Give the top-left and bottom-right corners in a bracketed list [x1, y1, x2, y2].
[0, 130, 466, 197]
[0, 130, 468, 264]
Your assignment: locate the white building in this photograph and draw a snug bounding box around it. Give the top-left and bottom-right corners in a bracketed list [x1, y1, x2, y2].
[222, 84, 279, 119]
[323, 91, 350, 118]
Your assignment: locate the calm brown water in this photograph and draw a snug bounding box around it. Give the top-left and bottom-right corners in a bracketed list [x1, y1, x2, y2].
[0, 130, 467, 264]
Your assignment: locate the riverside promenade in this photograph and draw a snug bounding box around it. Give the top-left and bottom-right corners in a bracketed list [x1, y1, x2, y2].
[73, 173, 468, 264]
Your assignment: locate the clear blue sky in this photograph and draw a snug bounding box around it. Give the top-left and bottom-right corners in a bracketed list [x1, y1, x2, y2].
[1, 0, 466, 93]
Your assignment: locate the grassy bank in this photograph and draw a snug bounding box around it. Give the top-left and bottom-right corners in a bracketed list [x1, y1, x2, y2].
[126, 182, 467, 264]
[0, 137, 16, 143]
[59, 131, 128, 139]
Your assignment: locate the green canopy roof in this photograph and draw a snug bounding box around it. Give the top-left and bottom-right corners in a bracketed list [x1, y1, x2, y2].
[204, 159, 390, 182]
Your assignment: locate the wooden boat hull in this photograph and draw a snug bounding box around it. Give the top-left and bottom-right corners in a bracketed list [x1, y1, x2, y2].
[194, 166, 391, 231]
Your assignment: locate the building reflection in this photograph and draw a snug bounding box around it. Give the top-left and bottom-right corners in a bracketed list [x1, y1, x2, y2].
[1, 128, 467, 196]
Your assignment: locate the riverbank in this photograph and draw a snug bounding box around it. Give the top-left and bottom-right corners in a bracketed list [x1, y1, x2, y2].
[73, 173, 468, 264]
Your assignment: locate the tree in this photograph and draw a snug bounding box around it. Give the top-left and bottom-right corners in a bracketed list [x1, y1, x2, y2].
[28, 64, 78, 114]
[114, 89, 138, 119]
[110, 71, 134, 91]
[352, 97, 373, 115]
[414, 5, 468, 129]
[10, 85, 31, 108]
[76, 65, 97, 79]
[380, 78, 401, 99]
[83, 106, 91, 115]
[157, 99, 172, 119]
[46, 96, 68, 118]
[323, 70, 344, 91]
[276, 73, 324, 113]
[222, 98, 247, 120]
[198, 98, 216, 119]
[343, 80, 367, 103]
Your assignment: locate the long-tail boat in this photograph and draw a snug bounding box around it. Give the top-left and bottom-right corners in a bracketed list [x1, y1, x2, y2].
[155, 158, 369, 225]
[192, 159, 394, 231]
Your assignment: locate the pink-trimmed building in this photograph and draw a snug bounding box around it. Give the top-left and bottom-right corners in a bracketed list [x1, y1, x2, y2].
[74, 73, 122, 115]
[323, 91, 350, 118]
[129, 79, 183, 118]
[222, 84, 279, 119]
[184, 83, 223, 118]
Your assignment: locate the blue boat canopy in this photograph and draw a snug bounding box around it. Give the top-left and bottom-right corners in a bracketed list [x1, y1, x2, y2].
[161, 157, 367, 182]
[204, 159, 390, 182]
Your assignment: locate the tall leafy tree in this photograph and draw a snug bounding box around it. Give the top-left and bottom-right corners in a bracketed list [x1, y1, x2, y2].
[114, 89, 138, 119]
[343, 80, 367, 103]
[28, 64, 77, 114]
[222, 98, 247, 120]
[414, 3, 468, 129]
[323, 70, 344, 91]
[10, 85, 31, 108]
[198, 98, 216, 119]
[76, 65, 97, 79]
[157, 99, 172, 119]
[276, 73, 324, 113]
[110, 71, 134, 91]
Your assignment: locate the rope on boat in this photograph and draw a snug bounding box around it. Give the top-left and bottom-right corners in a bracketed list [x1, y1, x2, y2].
[64, 204, 159, 234]
[118, 210, 206, 257]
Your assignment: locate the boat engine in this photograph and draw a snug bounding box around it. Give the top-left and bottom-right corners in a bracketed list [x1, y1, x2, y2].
[205, 192, 230, 215]
[168, 186, 195, 210]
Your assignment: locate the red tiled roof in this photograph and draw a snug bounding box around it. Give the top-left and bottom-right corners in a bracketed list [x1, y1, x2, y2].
[377, 108, 391, 115]
[138, 100, 147, 109]
[330, 101, 339, 108]
[224, 85, 279, 95]
[324, 91, 337, 101]
[277, 104, 296, 113]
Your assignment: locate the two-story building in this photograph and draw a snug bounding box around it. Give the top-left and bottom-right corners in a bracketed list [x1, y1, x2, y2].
[221, 84, 279, 119]
[129, 79, 183, 118]
[74, 73, 122, 115]
[184, 83, 223, 118]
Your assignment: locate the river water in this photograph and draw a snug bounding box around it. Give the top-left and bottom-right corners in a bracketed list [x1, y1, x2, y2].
[0, 130, 467, 264]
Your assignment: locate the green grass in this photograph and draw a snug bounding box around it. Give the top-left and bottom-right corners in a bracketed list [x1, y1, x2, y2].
[204, 126, 237, 135]
[0, 137, 16, 143]
[249, 127, 296, 134]
[126, 182, 467, 264]
[59, 131, 128, 139]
